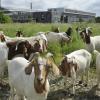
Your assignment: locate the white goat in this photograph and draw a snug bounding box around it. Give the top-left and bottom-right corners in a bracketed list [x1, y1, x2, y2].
[93, 50, 100, 88]
[80, 28, 100, 53]
[8, 53, 59, 100]
[84, 36, 100, 53]
[37, 31, 71, 44]
[59, 49, 92, 94]
[47, 32, 71, 43]
[0, 42, 8, 76]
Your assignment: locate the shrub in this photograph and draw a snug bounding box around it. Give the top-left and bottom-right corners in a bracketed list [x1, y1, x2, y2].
[95, 17, 100, 23]
[0, 12, 12, 23]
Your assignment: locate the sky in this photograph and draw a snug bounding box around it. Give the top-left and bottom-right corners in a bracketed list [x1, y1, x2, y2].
[1, 0, 100, 16]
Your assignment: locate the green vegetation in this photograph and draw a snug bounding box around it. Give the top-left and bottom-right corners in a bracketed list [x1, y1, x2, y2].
[95, 16, 100, 23]
[0, 22, 100, 64]
[0, 11, 12, 23]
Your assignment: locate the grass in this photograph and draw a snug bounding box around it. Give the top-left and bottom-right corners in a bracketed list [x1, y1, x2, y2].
[0, 22, 100, 64]
[0, 22, 100, 100]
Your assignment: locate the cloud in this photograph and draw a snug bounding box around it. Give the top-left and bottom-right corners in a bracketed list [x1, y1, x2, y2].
[1, 0, 100, 16]
[87, 1, 100, 16]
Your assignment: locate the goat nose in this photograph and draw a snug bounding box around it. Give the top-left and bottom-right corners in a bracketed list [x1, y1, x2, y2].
[37, 78, 43, 82]
[39, 49, 43, 53]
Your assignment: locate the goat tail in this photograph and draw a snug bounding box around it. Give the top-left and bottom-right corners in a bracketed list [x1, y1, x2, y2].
[93, 50, 100, 56]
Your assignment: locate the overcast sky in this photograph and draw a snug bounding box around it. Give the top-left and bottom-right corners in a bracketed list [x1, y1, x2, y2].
[1, 0, 100, 16]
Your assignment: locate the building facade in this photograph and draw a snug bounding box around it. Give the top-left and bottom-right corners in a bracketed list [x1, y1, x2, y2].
[0, 7, 96, 23]
[40, 8, 96, 23]
[32, 11, 52, 23]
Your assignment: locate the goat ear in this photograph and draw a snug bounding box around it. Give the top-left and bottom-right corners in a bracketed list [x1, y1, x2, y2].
[25, 61, 34, 75]
[72, 57, 77, 64]
[25, 53, 40, 75]
[46, 52, 53, 58]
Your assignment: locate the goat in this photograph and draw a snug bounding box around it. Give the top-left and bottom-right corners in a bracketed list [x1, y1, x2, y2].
[2, 33, 48, 53]
[8, 52, 59, 100]
[80, 28, 100, 53]
[65, 27, 73, 37]
[0, 34, 5, 42]
[37, 31, 71, 44]
[42, 32, 71, 45]
[0, 31, 6, 42]
[93, 50, 100, 88]
[59, 49, 92, 94]
[0, 40, 34, 77]
[16, 30, 24, 37]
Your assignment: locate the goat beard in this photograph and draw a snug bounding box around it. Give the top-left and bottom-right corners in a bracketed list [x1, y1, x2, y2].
[34, 78, 46, 94]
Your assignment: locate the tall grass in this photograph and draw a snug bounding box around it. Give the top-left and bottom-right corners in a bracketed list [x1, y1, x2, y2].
[0, 22, 100, 65]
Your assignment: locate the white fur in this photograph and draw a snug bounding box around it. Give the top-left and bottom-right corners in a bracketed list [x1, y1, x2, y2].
[8, 55, 53, 100]
[46, 32, 70, 43]
[0, 42, 8, 76]
[8, 52, 60, 100]
[64, 49, 92, 94]
[86, 36, 100, 53]
[4, 34, 47, 52]
[93, 50, 100, 87]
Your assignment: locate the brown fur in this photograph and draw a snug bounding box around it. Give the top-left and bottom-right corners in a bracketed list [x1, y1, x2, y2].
[59, 57, 70, 76]
[34, 66, 48, 94]
[80, 29, 92, 44]
[59, 57, 78, 77]
[25, 62, 34, 75]
[25, 54, 53, 94]
[34, 58, 49, 94]
[0, 34, 5, 42]
[6, 40, 31, 60]
[6, 41, 18, 47]
[34, 77, 47, 94]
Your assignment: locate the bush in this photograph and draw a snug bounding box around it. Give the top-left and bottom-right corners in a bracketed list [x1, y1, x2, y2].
[0, 12, 12, 23]
[95, 17, 100, 23]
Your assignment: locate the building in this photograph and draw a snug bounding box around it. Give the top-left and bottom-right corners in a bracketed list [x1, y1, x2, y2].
[0, 7, 34, 23]
[33, 8, 96, 23]
[9, 9, 33, 23]
[32, 11, 51, 23]
[0, 7, 96, 23]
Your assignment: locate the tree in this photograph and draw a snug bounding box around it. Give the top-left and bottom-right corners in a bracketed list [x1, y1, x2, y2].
[95, 17, 100, 23]
[0, 11, 12, 23]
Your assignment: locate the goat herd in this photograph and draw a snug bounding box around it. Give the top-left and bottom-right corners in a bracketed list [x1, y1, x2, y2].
[0, 27, 100, 100]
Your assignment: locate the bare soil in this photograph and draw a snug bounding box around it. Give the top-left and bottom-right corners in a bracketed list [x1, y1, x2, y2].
[0, 68, 100, 100]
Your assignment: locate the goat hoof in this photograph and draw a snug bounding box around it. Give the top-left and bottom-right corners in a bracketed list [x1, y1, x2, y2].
[84, 84, 87, 87]
[79, 81, 83, 84]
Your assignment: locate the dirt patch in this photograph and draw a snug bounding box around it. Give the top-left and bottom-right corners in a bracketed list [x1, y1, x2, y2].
[0, 68, 100, 100]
